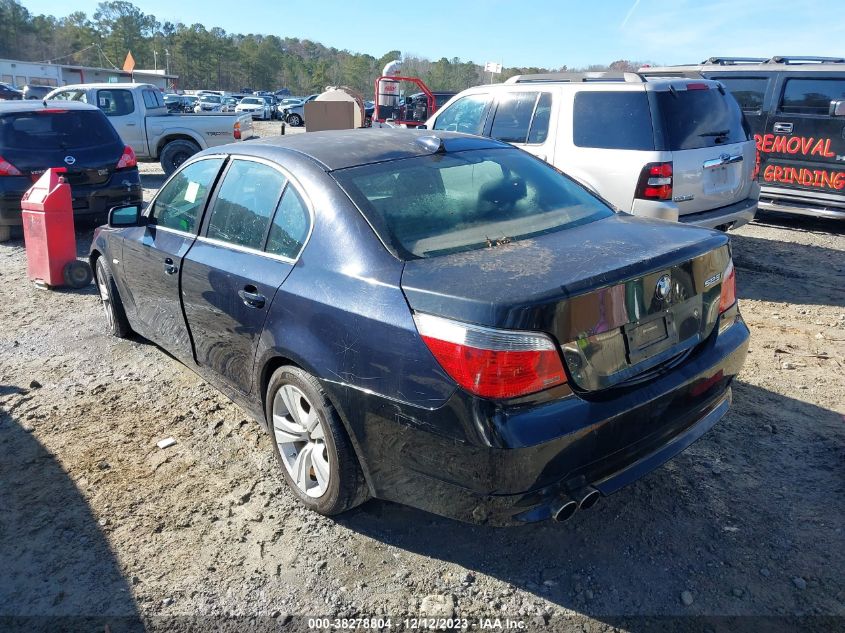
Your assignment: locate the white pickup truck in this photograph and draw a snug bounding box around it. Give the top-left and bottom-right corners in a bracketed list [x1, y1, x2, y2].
[45, 83, 256, 174]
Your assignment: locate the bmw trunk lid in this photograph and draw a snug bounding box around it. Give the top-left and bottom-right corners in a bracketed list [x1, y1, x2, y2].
[401, 214, 731, 392]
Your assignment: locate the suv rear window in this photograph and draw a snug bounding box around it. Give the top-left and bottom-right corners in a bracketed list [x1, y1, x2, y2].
[334, 148, 612, 259]
[573, 92, 654, 150]
[0, 109, 120, 150]
[654, 87, 748, 150]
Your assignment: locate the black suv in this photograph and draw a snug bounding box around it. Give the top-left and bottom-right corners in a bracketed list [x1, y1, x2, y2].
[0, 101, 142, 241]
[643, 56, 845, 221]
[0, 82, 23, 100]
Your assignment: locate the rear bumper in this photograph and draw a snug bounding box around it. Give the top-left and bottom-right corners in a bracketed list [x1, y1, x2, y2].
[0, 171, 142, 227]
[330, 313, 750, 526]
[677, 195, 758, 230]
[758, 188, 845, 220]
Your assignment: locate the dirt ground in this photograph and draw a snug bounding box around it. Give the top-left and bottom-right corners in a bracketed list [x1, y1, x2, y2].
[1, 123, 843, 632]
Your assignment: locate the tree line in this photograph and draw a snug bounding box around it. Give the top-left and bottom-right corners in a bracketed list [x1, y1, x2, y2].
[0, 0, 651, 95]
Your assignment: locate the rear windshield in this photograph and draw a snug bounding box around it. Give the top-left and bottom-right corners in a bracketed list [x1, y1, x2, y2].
[0, 109, 119, 150]
[334, 148, 613, 260]
[655, 87, 749, 150]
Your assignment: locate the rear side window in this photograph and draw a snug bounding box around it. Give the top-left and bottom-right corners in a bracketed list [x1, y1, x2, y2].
[0, 110, 119, 150]
[573, 92, 655, 150]
[432, 94, 491, 135]
[718, 77, 768, 111]
[490, 92, 552, 144]
[527, 92, 552, 143]
[779, 78, 845, 114]
[654, 88, 748, 150]
[206, 160, 287, 250]
[150, 158, 225, 233]
[142, 89, 163, 108]
[266, 186, 310, 259]
[97, 89, 135, 116]
[335, 148, 613, 259]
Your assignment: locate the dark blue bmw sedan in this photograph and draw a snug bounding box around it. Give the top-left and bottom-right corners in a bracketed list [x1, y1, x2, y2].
[90, 129, 749, 525]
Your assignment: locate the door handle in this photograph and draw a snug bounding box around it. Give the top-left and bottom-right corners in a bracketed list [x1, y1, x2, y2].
[125, 122, 137, 126]
[163, 257, 178, 275]
[773, 122, 793, 134]
[703, 154, 743, 169]
[238, 285, 266, 309]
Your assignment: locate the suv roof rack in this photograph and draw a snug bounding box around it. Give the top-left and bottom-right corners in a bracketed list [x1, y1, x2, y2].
[766, 55, 845, 64]
[702, 57, 767, 65]
[505, 71, 647, 84]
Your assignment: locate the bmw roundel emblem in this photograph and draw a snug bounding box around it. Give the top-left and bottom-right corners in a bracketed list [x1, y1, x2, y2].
[655, 274, 671, 300]
[64, 155, 76, 165]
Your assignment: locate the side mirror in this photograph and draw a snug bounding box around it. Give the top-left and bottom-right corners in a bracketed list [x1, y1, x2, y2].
[416, 124, 428, 130]
[108, 204, 145, 228]
[830, 100, 845, 117]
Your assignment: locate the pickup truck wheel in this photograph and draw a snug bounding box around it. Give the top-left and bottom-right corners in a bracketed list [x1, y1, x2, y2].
[287, 113, 303, 127]
[160, 139, 200, 176]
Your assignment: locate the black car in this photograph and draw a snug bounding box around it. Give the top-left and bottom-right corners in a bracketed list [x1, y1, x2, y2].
[643, 56, 845, 221]
[0, 101, 142, 241]
[0, 82, 23, 100]
[89, 130, 749, 525]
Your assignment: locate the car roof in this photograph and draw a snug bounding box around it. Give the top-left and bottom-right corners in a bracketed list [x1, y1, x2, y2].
[454, 76, 719, 94]
[207, 128, 510, 171]
[0, 100, 100, 114]
[49, 82, 158, 91]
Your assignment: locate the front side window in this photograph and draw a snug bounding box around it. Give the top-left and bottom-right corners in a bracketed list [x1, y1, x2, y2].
[266, 186, 310, 259]
[432, 94, 492, 135]
[574, 91, 655, 150]
[51, 89, 87, 102]
[97, 89, 135, 116]
[205, 160, 287, 249]
[779, 78, 845, 114]
[150, 158, 225, 233]
[490, 92, 541, 144]
[718, 77, 769, 111]
[335, 148, 613, 259]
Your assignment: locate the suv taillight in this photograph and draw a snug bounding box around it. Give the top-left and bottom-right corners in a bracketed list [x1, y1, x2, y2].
[116, 145, 137, 170]
[719, 259, 737, 313]
[635, 162, 673, 201]
[0, 155, 22, 176]
[414, 313, 566, 399]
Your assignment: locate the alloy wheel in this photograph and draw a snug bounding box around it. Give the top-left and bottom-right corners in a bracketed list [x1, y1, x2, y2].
[272, 384, 330, 497]
[96, 263, 114, 331]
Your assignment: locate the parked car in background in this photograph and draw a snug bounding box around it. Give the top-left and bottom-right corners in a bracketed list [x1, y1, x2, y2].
[283, 93, 320, 126]
[0, 82, 23, 100]
[236, 96, 271, 120]
[163, 93, 191, 113]
[45, 83, 255, 175]
[195, 93, 225, 112]
[89, 129, 748, 525]
[221, 96, 240, 112]
[426, 73, 759, 231]
[260, 95, 280, 119]
[642, 56, 845, 221]
[21, 84, 52, 100]
[405, 91, 456, 122]
[0, 101, 142, 241]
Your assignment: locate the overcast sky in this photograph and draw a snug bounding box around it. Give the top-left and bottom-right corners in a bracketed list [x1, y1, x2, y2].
[19, 0, 845, 68]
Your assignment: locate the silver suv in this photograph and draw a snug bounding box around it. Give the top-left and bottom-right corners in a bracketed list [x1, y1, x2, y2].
[425, 73, 759, 230]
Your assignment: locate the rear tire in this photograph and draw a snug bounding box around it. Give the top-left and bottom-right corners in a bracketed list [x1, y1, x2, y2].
[266, 366, 368, 516]
[95, 257, 132, 338]
[287, 113, 303, 127]
[160, 139, 200, 176]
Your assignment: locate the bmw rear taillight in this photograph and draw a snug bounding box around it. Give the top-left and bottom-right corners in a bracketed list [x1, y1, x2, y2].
[0, 155, 22, 176]
[719, 259, 737, 313]
[635, 162, 673, 201]
[414, 313, 566, 399]
[234, 122, 242, 140]
[116, 145, 137, 170]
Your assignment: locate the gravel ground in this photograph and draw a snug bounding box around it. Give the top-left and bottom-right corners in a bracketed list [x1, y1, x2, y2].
[0, 128, 843, 632]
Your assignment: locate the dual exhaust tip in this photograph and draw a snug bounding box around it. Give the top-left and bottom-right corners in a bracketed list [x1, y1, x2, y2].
[553, 487, 601, 522]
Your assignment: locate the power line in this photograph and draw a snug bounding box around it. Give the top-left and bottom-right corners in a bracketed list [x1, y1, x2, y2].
[36, 43, 96, 64]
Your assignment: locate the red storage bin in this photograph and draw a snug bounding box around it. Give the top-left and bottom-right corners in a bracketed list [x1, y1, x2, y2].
[21, 168, 90, 288]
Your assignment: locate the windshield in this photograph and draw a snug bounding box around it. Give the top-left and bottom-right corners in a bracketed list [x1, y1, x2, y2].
[201, 95, 222, 104]
[334, 148, 613, 259]
[0, 109, 120, 150]
[241, 98, 261, 105]
[655, 87, 749, 150]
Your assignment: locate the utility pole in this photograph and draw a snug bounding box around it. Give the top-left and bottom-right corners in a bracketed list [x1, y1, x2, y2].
[164, 49, 170, 76]
[153, 50, 158, 71]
